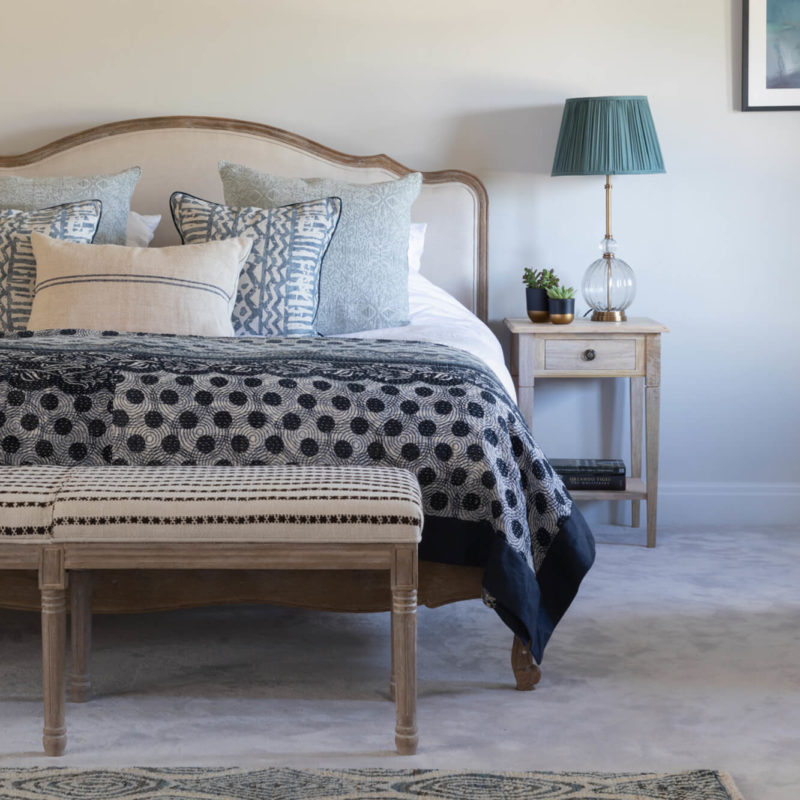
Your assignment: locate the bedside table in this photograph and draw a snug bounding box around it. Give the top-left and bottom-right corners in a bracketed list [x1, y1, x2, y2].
[504, 316, 669, 547]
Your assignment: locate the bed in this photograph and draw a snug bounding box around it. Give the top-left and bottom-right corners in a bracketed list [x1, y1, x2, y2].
[0, 116, 594, 681]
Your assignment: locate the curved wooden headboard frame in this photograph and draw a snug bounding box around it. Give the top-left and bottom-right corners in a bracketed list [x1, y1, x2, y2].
[0, 115, 489, 322]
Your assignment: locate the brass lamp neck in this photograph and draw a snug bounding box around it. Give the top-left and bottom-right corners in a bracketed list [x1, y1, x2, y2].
[604, 174, 612, 241]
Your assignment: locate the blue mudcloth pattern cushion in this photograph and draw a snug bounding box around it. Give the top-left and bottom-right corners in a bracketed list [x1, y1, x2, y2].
[0, 200, 102, 332]
[219, 162, 422, 335]
[0, 167, 140, 245]
[170, 192, 341, 337]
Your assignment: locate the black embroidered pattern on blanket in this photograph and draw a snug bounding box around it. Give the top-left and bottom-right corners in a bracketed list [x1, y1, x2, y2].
[0, 330, 596, 661]
[0, 330, 571, 572]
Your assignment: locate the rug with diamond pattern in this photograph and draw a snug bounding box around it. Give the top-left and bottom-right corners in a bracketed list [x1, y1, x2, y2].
[0, 767, 745, 799]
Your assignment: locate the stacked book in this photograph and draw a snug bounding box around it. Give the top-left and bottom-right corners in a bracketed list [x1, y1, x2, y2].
[549, 458, 626, 491]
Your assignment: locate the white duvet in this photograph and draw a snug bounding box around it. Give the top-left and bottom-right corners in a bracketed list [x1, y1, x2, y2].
[338, 272, 517, 399]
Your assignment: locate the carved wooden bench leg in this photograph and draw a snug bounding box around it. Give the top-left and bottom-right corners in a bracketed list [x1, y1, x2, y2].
[389, 611, 397, 702]
[70, 571, 92, 702]
[39, 547, 67, 756]
[391, 545, 418, 755]
[511, 635, 542, 691]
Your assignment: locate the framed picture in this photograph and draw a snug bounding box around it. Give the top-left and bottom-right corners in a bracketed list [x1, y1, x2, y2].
[743, 0, 800, 110]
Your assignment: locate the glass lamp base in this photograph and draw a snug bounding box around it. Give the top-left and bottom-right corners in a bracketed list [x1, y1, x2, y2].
[591, 310, 626, 322]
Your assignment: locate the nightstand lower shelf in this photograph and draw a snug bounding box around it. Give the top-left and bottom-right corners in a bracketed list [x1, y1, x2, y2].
[569, 477, 646, 502]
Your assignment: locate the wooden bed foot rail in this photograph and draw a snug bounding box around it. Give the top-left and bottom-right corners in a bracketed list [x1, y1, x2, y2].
[69, 572, 92, 703]
[511, 636, 542, 691]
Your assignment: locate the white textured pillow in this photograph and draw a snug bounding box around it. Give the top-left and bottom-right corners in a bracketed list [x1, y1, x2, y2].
[408, 223, 427, 273]
[126, 212, 161, 247]
[27, 234, 252, 336]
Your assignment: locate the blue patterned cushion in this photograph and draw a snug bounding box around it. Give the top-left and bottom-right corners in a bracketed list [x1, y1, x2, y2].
[219, 163, 422, 335]
[170, 193, 341, 337]
[0, 200, 102, 332]
[0, 167, 140, 245]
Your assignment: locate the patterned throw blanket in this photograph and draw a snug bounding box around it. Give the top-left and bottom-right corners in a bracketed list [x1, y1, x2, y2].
[0, 330, 594, 660]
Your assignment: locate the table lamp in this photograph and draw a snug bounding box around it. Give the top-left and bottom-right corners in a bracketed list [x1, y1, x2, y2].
[551, 96, 665, 321]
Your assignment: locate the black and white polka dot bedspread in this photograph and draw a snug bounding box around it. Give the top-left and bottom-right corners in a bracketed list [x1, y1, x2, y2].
[0, 329, 595, 660]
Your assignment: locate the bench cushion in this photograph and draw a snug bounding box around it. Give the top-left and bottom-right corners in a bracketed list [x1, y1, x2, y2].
[49, 465, 422, 544]
[0, 466, 67, 539]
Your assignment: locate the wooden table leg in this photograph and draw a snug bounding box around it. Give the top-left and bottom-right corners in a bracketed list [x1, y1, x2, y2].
[39, 547, 67, 756]
[391, 545, 418, 755]
[645, 334, 662, 548]
[517, 334, 535, 429]
[630, 376, 644, 528]
[645, 385, 661, 548]
[70, 571, 92, 702]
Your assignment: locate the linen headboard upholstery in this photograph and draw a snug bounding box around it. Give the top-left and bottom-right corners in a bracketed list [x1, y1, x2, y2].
[0, 117, 488, 321]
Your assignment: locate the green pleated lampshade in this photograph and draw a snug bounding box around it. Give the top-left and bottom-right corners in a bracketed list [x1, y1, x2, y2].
[551, 96, 665, 176]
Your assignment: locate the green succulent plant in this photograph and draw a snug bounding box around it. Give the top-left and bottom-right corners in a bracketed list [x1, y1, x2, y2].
[547, 285, 575, 300]
[522, 267, 559, 291]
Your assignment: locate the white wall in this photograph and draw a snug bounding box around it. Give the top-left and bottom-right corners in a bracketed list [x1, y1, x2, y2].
[2, 0, 799, 525]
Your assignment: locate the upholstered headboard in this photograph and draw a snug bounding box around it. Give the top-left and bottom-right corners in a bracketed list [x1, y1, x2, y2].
[0, 117, 488, 321]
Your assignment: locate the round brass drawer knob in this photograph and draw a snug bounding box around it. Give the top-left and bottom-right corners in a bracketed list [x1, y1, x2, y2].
[583, 349, 596, 361]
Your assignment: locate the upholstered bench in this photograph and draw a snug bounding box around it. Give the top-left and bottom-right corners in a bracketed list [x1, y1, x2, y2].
[0, 465, 422, 757]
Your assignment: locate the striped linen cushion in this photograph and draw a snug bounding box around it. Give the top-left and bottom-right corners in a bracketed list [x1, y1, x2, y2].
[0, 201, 101, 332]
[26, 234, 253, 336]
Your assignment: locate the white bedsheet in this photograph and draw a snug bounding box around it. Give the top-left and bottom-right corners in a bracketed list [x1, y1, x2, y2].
[337, 273, 517, 399]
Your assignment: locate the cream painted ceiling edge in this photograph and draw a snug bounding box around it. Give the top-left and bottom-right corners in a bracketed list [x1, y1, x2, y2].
[0, 116, 489, 322]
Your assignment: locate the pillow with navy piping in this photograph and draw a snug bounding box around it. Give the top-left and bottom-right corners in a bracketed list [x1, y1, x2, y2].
[219, 162, 421, 335]
[0, 200, 102, 332]
[170, 192, 341, 337]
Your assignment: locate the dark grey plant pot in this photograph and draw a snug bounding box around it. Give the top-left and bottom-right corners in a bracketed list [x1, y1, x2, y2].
[526, 287, 549, 323]
[548, 297, 575, 324]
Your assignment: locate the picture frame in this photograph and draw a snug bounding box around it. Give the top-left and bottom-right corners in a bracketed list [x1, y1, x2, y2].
[743, 0, 800, 110]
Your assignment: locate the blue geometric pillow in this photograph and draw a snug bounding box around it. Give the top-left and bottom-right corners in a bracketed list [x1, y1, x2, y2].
[170, 192, 341, 337]
[0, 200, 102, 332]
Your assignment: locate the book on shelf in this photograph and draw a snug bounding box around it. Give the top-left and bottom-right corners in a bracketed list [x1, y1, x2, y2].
[549, 458, 627, 491]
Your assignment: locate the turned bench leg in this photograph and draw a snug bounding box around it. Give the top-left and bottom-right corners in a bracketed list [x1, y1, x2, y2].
[39, 547, 67, 756]
[391, 545, 418, 755]
[70, 572, 92, 702]
[511, 635, 542, 691]
[389, 611, 396, 701]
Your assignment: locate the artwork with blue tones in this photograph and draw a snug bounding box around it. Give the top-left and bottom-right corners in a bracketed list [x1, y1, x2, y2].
[767, 0, 800, 87]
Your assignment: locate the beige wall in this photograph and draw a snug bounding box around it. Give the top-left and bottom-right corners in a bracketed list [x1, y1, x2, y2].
[2, 0, 799, 524]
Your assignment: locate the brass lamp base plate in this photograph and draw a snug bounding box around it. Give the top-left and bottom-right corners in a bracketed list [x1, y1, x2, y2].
[591, 310, 627, 322]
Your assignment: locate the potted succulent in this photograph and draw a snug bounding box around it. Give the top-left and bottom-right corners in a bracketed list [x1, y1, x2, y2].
[522, 267, 559, 322]
[546, 285, 576, 324]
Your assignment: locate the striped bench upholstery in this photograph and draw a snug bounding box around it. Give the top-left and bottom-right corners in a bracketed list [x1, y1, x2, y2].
[2, 465, 423, 543]
[0, 465, 422, 758]
[0, 466, 69, 539]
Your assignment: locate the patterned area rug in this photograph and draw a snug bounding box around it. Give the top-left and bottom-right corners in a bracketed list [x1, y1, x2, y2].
[0, 767, 745, 799]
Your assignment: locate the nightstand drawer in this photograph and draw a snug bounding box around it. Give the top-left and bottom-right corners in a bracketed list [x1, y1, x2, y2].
[544, 338, 637, 371]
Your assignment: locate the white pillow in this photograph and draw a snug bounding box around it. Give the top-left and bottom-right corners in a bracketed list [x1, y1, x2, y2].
[408, 222, 427, 273]
[125, 211, 161, 247]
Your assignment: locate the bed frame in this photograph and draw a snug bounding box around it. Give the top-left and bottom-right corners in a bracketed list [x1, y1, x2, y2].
[0, 117, 540, 688]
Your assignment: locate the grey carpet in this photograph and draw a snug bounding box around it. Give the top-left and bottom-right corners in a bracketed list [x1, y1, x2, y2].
[0, 526, 797, 800]
[0, 767, 745, 799]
